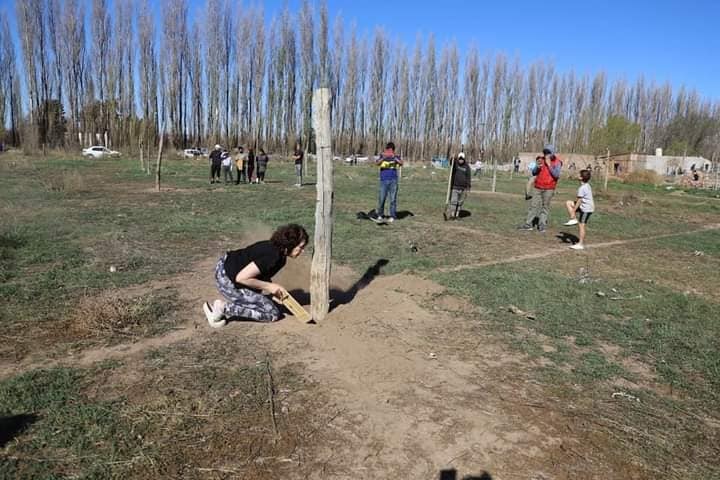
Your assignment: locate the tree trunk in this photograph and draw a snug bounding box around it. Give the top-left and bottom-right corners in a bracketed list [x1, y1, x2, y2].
[310, 87, 333, 322]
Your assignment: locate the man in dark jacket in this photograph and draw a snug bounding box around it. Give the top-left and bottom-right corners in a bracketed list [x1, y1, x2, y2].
[209, 144, 223, 184]
[519, 144, 562, 232]
[445, 152, 471, 220]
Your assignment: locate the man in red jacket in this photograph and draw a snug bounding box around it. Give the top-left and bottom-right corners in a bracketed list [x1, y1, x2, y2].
[518, 144, 562, 232]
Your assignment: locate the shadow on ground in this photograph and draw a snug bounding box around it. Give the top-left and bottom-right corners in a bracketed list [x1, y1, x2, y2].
[287, 259, 389, 313]
[556, 231, 580, 244]
[356, 210, 415, 221]
[0, 414, 38, 448]
[439, 469, 493, 480]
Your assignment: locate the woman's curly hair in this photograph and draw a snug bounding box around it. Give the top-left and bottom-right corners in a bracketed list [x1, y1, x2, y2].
[270, 224, 309, 255]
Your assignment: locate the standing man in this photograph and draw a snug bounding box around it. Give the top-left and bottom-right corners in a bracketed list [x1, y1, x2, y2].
[513, 156, 521, 174]
[293, 146, 304, 187]
[518, 144, 562, 232]
[371, 142, 403, 223]
[444, 152, 472, 220]
[209, 144, 223, 184]
[235, 146, 247, 184]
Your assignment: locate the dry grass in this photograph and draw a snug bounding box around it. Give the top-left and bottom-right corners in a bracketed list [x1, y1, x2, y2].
[41, 170, 88, 193]
[623, 169, 662, 186]
[69, 292, 176, 340]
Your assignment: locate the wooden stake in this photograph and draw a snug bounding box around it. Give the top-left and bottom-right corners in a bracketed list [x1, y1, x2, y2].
[444, 155, 455, 218]
[310, 88, 333, 323]
[139, 137, 144, 171]
[491, 156, 497, 192]
[155, 124, 164, 192]
[604, 148, 610, 192]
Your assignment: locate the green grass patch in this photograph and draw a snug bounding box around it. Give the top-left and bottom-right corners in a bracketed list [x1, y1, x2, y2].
[433, 265, 720, 401]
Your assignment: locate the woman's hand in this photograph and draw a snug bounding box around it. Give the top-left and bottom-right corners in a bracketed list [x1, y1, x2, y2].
[268, 283, 288, 299]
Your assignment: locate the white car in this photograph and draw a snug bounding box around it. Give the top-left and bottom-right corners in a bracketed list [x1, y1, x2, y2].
[183, 148, 203, 158]
[82, 146, 120, 158]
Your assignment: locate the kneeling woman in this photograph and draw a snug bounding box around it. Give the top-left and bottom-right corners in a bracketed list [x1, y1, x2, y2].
[203, 224, 309, 327]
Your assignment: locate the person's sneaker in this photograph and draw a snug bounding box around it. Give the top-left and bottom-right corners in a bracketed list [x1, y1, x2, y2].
[564, 218, 579, 226]
[369, 214, 385, 224]
[524, 194, 533, 201]
[387, 217, 395, 223]
[203, 301, 226, 328]
[538, 225, 546, 233]
[517, 224, 534, 231]
[570, 244, 585, 250]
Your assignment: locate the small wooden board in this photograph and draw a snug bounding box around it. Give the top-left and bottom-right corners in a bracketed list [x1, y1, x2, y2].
[281, 292, 313, 323]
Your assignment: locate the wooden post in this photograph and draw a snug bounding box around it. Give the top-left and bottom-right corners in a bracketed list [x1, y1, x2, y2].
[139, 137, 144, 171]
[491, 155, 497, 192]
[604, 148, 610, 192]
[310, 88, 333, 322]
[155, 125, 164, 192]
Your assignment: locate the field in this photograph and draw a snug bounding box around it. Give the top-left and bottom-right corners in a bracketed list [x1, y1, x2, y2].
[1, 151, 719, 480]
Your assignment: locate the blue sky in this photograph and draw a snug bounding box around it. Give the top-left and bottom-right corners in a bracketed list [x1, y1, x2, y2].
[2, 0, 719, 98]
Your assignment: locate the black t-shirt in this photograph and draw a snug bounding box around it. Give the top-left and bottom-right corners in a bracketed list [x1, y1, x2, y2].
[223, 241, 286, 289]
[294, 150, 304, 165]
[210, 149, 222, 166]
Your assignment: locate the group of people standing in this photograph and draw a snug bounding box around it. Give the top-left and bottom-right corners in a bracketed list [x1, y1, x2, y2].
[517, 144, 595, 249]
[369, 141, 595, 250]
[209, 144, 270, 185]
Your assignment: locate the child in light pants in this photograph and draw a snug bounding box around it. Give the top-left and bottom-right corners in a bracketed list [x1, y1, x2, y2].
[564, 169, 595, 250]
[221, 152, 233, 183]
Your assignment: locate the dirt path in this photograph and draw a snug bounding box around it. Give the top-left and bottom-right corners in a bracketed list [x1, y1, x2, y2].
[438, 223, 720, 273]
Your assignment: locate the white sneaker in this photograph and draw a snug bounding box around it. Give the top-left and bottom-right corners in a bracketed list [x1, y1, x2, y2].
[203, 301, 226, 328]
[387, 217, 395, 223]
[564, 219, 579, 226]
[570, 244, 585, 250]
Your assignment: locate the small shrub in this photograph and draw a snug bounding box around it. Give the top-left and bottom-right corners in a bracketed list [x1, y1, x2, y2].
[41, 170, 87, 192]
[70, 292, 176, 339]
[623, 169, 661, 186]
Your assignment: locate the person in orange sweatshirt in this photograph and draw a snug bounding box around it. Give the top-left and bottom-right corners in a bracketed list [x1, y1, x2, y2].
[518, 144, 562, 232]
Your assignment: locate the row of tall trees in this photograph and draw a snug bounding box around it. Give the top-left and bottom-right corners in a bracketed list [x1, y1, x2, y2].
[1, 0, 719, 161]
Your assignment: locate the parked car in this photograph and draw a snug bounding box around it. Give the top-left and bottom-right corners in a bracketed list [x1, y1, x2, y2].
[183, 148, 203, 158]
[82, 146, 120, 158]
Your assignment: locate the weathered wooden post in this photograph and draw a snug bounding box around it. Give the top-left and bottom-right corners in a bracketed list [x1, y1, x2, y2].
[155, 123, 164, 192]
[491, 155, 497, 192]
[310, 88, 333, 322]
[604, 147, 610, 192]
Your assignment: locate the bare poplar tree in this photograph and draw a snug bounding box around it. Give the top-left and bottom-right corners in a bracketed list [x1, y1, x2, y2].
[250, 6, 266, 148]
[91, 0, 111, 144]
[138, 0, 158, 148]
[368, 29, 387, 154]
[299, 0, 315, 152]
[17, 0, 52, 148]
[329, 13, 344, 146]
[421, 35, 437, 159]
[341, 24, 359, 154]
[205, 0, 222, 145]
[162, 0, 189, 147]
[188, 20, 204, 145]
[464, 46, 480, 157]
